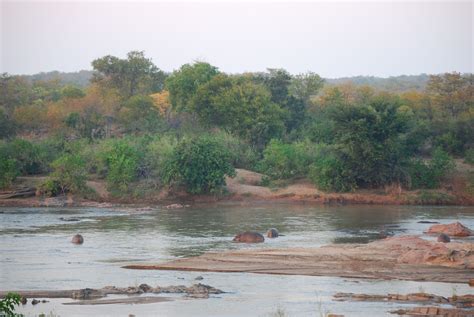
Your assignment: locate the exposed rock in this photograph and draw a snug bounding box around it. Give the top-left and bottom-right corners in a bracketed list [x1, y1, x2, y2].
[334, 292, 448, 304]
[138, 283, 152, 293]
[390, 306, 473, 316]
[417, 221, 440, 224]
[71, 234, 84, 244]
[195, 276, 204, 280]
[426, 222, 473, 237]
[165, 203, 189, 209]
[266, 228, 279, 238]
[20, 297, 27, 305]
[449, 295, 474, 308]
[71, 288, 102, 300]
[233, 231, 265, 243]
[60, 217, 80, 222]
[438, 233, 451, 243]
[63, 296, 172, 305]
[31, 299, 40, 305]
[469, 279, 474, 287]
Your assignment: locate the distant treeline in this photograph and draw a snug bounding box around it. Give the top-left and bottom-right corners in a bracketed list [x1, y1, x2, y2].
[1, 51, 472, 196]
[18, 70, 433, 92]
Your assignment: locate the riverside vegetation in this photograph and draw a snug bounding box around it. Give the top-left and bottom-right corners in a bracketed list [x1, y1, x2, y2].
[0, 51, 473, 202]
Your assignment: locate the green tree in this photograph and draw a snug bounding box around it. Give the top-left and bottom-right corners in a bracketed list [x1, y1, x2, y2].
[164, 135, 236, 194]
[191, 75, 286, 148]
[328, 98, 410, 187]
[61, 85, 86, 99]
[118, 95, 163, 133]
[165, 62, 219, 112]
[289, 72, 325, 103]
[427, 72, 473, 119]
[92, 51, 165, 98]
[0, 108, 16, 139]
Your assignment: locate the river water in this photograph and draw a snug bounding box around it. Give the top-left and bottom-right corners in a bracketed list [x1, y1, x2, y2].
[1, 203, 473, 316]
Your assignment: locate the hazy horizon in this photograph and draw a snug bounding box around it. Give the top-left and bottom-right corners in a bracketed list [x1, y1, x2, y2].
[1, 1, 473, 77]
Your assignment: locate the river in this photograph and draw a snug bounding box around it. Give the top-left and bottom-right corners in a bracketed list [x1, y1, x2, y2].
[1, 203, 473, 316]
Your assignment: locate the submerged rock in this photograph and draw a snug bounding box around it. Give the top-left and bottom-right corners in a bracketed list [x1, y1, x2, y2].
[426, 222, 473, 237]
[266, 228, 279, 238]
[437, 233, 451, 243]
[71, 234, 84, 244]
[233, 231, 264, 243]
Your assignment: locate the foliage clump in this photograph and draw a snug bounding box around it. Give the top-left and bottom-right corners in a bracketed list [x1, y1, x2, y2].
[164, 135, 236, 194]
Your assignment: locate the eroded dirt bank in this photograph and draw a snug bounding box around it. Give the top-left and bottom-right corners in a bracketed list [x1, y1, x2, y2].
[123, 236, 474, 283]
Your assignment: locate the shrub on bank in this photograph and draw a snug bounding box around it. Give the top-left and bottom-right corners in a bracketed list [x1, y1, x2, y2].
[164, 135, 236, 194]
[408, 147, 455, 189]
[0, 154, 18, 189]
[309, 148, 357, 192]
[38, 153, 88, 197]
[257, 139, 317, 180]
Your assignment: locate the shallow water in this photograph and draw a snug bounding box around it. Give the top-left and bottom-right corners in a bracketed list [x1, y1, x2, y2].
[1, 203, 473, 316]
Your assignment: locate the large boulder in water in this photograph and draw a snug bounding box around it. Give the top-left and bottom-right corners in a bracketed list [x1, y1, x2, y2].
[233, 231, 264, 243]
[266, 228, 279, 238]
[426, 222, 473, 237]
[71, 234, 84, 244]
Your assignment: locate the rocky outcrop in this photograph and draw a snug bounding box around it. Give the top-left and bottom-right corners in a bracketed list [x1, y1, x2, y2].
[233, 231, 264, 243]
[426, 222, 473, 237]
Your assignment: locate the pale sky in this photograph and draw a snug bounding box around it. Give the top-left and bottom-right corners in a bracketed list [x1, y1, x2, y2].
[1, 1, 473, 77]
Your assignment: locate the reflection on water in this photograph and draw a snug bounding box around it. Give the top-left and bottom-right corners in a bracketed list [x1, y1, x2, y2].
[1, 203, 473, 316]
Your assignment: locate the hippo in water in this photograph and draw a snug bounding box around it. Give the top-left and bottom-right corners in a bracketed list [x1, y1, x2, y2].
[71, 234, 84, 244]
[437, 233, 450, 243]
[233, 231, 264, 243]
[266, 228, 279, 238]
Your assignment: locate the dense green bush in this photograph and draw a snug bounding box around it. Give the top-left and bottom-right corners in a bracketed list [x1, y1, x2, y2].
[257, 139, 317, 179]
[0, 139, 43, 175]
[309, 148, 356, 192]
[101, 140, 142, 193]
[48, 153, 88, 194]
[0, 154, 18, 189]
[212, 131, 259, 170]
[164, 135, 236, 194]
[408, 148, 455, 189]
[465, 148, 474, 165]
[144, 135, 177, 182]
